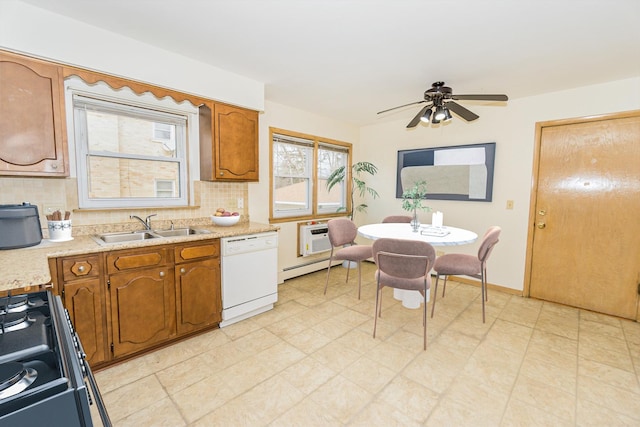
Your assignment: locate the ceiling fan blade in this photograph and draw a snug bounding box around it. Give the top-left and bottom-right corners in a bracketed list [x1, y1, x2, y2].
[445, 101, 479, 121]
[406, 105, 431, 128]
[451, 94, 508, 101]
[377, 100, 426, 115]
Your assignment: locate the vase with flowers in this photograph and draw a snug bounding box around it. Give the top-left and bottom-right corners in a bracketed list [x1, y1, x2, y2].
[401, 180, 431, 232]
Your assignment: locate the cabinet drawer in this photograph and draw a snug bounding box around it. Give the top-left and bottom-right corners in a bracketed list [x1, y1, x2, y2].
[174, 240, 220, 263]
[107, 246, 171, 274]
[61, 255, 101, 282]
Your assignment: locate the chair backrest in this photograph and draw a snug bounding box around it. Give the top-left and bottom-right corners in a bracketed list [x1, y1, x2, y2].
[327, 218, 358, 247]
[478, 226, 501, 264]
[372, 238, 436, 279]
[382, 215, 413, 223]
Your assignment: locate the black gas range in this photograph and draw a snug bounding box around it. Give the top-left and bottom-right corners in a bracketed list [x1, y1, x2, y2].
[0, 290, 111, 426]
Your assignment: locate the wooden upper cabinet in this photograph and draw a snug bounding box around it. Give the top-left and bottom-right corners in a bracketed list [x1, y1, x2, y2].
[0, 51, 68, 176]
[200, 102, 259, 181]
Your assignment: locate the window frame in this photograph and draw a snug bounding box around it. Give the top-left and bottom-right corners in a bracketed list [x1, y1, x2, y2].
[269, 127, 352, 223]
[65, 77, 197, 209]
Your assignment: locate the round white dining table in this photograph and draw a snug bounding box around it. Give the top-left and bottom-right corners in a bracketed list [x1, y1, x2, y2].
[358, 223, 478, 308]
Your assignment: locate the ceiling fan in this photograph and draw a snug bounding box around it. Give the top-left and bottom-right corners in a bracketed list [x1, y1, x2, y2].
[377, 81, 508, 128]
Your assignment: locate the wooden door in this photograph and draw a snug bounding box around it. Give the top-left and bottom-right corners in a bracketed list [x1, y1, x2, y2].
[174, 240, 221, 334]
[525, 111, 640, 320]
[213, 103, 259, 181]
[62, 279, 108, 366]
[109, 267, 176, 358]
[175, 258, 221, 335]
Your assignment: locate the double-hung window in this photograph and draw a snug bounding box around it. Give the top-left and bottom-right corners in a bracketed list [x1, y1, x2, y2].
[270, 128, 350, 221]
[68, 77, 195, 209]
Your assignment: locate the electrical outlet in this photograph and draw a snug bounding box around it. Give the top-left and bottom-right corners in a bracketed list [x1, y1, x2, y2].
[506, 200, 514, 210]
[237, 197, 244, 209]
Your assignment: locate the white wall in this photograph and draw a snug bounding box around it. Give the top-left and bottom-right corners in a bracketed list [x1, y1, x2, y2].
[358, 77, 640, 291]
[251, 100, 360, 282]
[0, 0, 263, 111]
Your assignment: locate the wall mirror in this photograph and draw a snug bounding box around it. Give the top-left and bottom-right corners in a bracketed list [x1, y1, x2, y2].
[396, 142, 496, 202]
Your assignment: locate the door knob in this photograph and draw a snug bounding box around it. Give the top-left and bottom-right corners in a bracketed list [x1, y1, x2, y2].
[537, 222, 546, 229]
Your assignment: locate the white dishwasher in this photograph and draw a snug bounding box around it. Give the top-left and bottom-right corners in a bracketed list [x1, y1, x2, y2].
[220, 231, 278, 327]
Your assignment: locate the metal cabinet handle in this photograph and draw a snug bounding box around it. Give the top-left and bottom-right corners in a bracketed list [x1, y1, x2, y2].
[78, 265, 85, 272]
[180, 268, 186, 274]
[159, 271, 165, 277]
[537, 222, 546, 229]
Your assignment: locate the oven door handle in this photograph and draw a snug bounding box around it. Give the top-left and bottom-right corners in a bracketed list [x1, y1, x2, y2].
[84, 360, 112, 427]
[75, 334, 112, 427]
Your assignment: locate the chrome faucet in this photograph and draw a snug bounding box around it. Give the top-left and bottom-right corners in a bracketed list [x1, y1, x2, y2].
[130, 214, 157, 230]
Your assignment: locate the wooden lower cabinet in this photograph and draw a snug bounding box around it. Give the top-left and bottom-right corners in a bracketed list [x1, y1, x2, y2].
[109, 266, 176, 358]
[174, 241, 221, 335]
[55, 254, 108, 366]
[62, 278, 108, 366]
[52, 239, 222, 366]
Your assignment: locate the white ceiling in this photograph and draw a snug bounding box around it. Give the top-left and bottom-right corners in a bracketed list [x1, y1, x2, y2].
[20, 0, 640, 126]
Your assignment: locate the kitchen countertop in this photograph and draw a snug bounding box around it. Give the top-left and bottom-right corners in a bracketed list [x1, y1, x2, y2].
[0, 222, 279, 293]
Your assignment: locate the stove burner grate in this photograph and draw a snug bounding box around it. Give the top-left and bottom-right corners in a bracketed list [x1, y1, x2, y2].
[0, 295, 29, 314]
[0, 362, 37, 400]
[0, 312, 34, 334]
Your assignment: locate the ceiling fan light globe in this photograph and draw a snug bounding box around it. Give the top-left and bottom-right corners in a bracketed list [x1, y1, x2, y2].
[433, 106, 447, 121]
[443, 107, 452, 121]
[420, 109, 432, 123]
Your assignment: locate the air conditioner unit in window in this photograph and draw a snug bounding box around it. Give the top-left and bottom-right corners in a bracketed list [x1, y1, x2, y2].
[299, 224, 331, 256]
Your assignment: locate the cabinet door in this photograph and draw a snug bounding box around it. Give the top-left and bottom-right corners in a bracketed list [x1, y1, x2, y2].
[175, 258, 221, 335]
[212, 103, 259, 181]
[0, 51, 68, 176]
[62, 279, 108, 366]
[109, 266, 176, 358]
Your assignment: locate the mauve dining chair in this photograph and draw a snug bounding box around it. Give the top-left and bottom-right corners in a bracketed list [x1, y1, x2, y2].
[372, 238, 436, 350]
[381, 215, 413, 223]
[430, 226, 502, 323]
[324, 218, 373, 299]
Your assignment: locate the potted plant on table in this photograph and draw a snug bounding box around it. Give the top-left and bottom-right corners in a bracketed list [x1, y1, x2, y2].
[326, 161, 379, 222]
[401, 180, 431, 232]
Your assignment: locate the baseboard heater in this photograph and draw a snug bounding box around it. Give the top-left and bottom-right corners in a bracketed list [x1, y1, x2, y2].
[283, 256, 330, 271]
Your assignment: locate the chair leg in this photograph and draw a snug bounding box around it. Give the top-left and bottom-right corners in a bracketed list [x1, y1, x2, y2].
[373, 282, 382, 339]
[442, 276, 448, 297]
[431, 275, 440, 318]
[324, 249, 335, 295]
[481, 270, 486, 323]
[484, 266, 489, 302]
[345, 261, 351, 283]
[357, 261, 362, 299]
[423, 282, 428, 350]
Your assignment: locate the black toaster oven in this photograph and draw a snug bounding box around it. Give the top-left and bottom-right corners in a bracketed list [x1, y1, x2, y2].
[0, 203, 43, 249]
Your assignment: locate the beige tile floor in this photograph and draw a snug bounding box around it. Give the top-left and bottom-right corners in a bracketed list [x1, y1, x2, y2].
[95, 262, 640, 426]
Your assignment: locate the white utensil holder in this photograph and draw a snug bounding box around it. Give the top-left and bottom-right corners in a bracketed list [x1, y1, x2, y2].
[48, 220, 72, 241]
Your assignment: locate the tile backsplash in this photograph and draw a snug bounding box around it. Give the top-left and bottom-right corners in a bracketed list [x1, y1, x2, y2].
[0, 177, 248, 237]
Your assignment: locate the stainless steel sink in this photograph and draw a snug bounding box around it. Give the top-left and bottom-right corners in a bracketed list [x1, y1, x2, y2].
[94, 231, 160, 244]
[152, 228, 211, 237]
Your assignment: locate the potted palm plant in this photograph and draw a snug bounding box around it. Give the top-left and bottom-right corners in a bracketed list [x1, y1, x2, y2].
[401, 180, 431, 232]
[326, 161, 379, 222]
